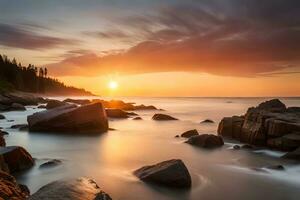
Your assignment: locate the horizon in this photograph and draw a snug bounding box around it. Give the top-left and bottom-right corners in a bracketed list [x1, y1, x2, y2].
[1, 0, 299, 96]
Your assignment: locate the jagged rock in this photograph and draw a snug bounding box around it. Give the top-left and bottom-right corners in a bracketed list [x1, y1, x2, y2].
[257, 99, 286, 112]
[152, 114, 178, 121]
[0, 146, 34, 173]
[133, 117, 142, 120]
[63, 98, 91, 105]
[46, 100, 69, 109]
[267, 132, 300, 151]
[28, 103, 108, 133]
[218, 116, 244, 139]
[0, 170, 30, 200]
[200, 119, 214, 123]
[185, 134, 224, 148]
[39, 159, 62, 168]
[134, 159, 191, 188]
[29, 177, 112, 200]
[181, 129, 199, 138]
[0, 114, 5, 120]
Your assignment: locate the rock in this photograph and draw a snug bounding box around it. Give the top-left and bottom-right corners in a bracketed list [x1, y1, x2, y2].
[106, 109, 130, 118]
[0, 170, 30, 200]
[185, 134, 224, 148]
[10, 103, 26, 111]
[257, 99, 286, 112]
[134, 105, 157, 110]
[63, 98, 91, 105]
[233, 145, 240, 150]
[266, 165, 285, 170]
[0, 135, 5, 147]
[37, 105, 46, 109]
[0, 114, 5, 120]
[28, 103, 108, 133]
[0, 131, 9, 135]
[10, 124, 28, 130]
[200, 119, 214, 123]
[267, 132, 300, 151]
[92, 99, 159, 111]
[134, 159, 191, 188]
[0, 146, 34, 173]
[29, 177, 112, 200]
[181, 129, 199, 138]
[175, 135, 179, 138]
[39, 159, 62, 168]
[0, 92, 39, 106]
[218, 116, 244, 139]
[241, 144, 253, 149]
[132, 117, 142, 120]
[46, 100, 69, 109]
[152, 114, 178, 121]
[281, 147, 300, 160]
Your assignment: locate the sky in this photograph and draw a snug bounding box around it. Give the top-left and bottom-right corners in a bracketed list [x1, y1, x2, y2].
[0, 0, 300, 96]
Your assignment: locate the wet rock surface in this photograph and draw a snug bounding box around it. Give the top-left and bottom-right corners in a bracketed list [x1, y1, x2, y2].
[181, 129, 199, 138]
[106, 109, 132, 118]
[46, 100, 69, 109]
[134, 159, 191, 188]
[218, 99, 300, 151]
[200, 119, 214, 123]
[27, 103, 108, 133]
[39, 159, 62, 169]
[29, 177, 112, 200]
[152, 114, 178, 121]
[63, 98, 91, 105]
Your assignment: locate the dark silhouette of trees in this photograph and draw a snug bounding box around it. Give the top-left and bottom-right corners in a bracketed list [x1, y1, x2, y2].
[0, 54, 92, 95]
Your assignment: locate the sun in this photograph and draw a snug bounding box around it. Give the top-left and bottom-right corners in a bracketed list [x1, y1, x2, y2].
[108, 80, 119, 90]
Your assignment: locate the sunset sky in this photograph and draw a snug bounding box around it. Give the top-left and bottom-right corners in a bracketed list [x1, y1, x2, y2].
[0, 0, 299, 96]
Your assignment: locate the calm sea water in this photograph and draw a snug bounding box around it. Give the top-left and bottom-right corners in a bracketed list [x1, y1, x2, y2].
[1, 97, 300, 200]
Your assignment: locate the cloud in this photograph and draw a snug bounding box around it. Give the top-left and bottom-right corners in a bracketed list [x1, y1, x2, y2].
[0, 23, 78, 50]
[47, 0, 300, 77]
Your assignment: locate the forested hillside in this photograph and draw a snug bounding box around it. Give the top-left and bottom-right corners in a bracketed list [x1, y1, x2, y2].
[0, 54, 93, 95]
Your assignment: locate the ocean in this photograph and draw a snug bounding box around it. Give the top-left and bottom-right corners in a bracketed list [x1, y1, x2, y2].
[1, 97, 300, 200]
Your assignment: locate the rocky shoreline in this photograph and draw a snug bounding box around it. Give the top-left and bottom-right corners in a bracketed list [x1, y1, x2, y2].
[1, 92, 300, 199]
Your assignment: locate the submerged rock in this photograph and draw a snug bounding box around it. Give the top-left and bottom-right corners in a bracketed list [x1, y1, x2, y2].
[0, 135, 5, 147]
[133, 117, 142, 120]
[0, 114, 5, 120]
[0, 146, 34, 173]
[233, 145, 241, 150]
[185, 134, 224, 148]
[106, 109, 131, 118]
[152, 114, 178, 121]
[27, 103, 108, 133]
[10, 124, 28, 130]
[11, 103, 26, 111]
[281, 147, 300, 160]
[200, 119, 214, 123]
[39, 159, 62, 169]
[134, 159, 191, 188]
[29, 177, 112, 200]
[181, 129, 199, 138]
[0, 170, 30, 200]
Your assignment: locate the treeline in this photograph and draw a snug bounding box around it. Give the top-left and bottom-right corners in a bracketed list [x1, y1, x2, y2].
[0, 54, 93, 95]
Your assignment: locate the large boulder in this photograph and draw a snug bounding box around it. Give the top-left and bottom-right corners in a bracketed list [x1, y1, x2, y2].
[218, 116, 244, 139]
[0, 170, 30, 200]
[0, 146, 34, 173]
[181, 129, 199, 138]
[46, 100, 68, 109]
[152, 114, 178, 121]
[29, 177, 112, 200]
[27, 103, 108, 133]
[185, 134, 224, 148]
[134, 159, 191, 188]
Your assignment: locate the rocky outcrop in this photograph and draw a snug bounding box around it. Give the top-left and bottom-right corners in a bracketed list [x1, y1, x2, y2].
[134, 159, 191, 188]
[181, 129, 199, 138]
[185, 134, 224, 148]
[63, 98, 91, 105]
[0, 146, 34, 173]
[46, 100, 69, 109]
[218, 99, 300, 151]
[0, 92, 40, 106]
[0, 170, 30, 200]
[152, 114, 178, 121]
[92, 99, 158, 111]
[29, 177, 112, 200]
[200, 119, 214, 123]
[27, 103, 108, 133]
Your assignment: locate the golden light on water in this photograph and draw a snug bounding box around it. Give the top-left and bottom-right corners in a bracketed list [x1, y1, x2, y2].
[108, 80, 119, 90]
